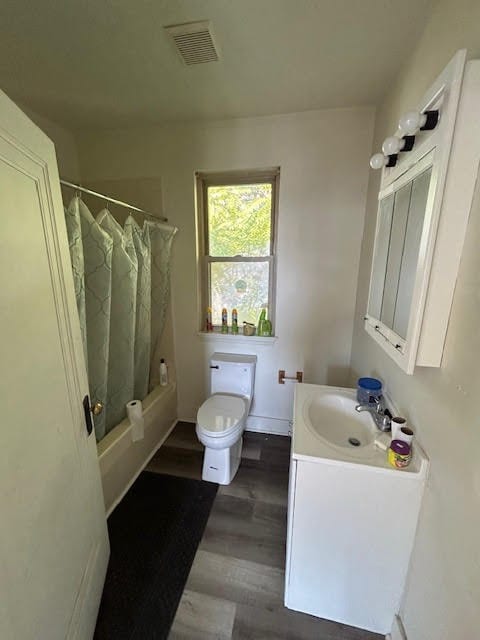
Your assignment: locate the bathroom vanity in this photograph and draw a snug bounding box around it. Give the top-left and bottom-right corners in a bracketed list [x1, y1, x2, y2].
[284, 384, 428, 634]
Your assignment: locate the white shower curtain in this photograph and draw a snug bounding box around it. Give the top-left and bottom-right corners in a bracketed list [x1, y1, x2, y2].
[64, 195, 175, 441]
[125, 215, 151, 400]
[147, 221, 175, 387]
[97, 209, 138, 432]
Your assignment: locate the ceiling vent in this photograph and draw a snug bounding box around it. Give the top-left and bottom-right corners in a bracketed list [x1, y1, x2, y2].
[165, 21, 219, 66]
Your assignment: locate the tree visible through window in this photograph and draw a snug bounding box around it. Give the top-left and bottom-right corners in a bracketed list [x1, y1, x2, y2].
[198, 170, 278, 328]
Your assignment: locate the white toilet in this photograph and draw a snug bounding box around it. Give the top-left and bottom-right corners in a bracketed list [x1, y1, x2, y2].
[196, 353, 256, 485]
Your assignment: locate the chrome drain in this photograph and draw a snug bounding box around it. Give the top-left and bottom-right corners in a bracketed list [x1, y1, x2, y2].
[348, 437, 361, 447]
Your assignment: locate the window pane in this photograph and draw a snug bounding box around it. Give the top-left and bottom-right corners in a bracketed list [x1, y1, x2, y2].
[210, 261, 269, 325]
[207, 184, 272, 257]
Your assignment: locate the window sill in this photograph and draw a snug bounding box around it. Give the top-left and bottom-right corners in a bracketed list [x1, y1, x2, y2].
[197, 331, 278, 346]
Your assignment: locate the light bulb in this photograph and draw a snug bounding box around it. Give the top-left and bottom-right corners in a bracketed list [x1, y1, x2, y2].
[398, 111, 427, 135]
[382, 136, 405, 156]
[369, 153, 387, 170]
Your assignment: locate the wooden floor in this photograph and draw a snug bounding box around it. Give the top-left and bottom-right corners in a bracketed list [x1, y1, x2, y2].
[147, 422, 383, 640]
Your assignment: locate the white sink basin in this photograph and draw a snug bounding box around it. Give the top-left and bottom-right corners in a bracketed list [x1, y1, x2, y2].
[306, 388, 375, 449]
[293, 384, 427, 472]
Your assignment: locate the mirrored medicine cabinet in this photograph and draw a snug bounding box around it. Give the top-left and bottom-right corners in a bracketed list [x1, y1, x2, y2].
[364, 50, 479, 373]
[368, 157, 432, 344]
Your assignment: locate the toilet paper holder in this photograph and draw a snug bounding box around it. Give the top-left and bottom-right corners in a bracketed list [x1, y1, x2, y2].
[278, 370, 303, 384]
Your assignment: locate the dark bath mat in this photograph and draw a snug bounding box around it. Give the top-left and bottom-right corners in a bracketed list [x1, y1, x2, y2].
[94, 471, 218, 640]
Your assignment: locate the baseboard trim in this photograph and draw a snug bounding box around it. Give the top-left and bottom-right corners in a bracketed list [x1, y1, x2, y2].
[246, 414, 291, 436]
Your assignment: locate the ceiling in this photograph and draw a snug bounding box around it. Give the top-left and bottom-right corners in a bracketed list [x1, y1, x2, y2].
[0, 0, 435, 130]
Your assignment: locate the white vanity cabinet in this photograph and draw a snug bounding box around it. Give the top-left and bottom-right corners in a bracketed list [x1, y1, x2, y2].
[285, 384, 429, 635]
[365, 51, 480, 373]
[285, 456, 425, 634]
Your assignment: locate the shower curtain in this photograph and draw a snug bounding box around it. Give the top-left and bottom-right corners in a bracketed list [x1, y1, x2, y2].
[64, 195, 175, 441]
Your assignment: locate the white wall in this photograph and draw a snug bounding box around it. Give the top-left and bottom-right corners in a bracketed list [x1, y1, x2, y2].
[350, 1, 480, 638]
[20, 104, 81, 181]
[78, 107, 374, 431]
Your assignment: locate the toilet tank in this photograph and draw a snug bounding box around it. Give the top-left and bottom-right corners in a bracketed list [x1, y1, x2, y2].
[210, 353, 257, 403]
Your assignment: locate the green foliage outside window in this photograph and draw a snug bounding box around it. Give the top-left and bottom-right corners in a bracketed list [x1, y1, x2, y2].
[208, 184, 272, 256]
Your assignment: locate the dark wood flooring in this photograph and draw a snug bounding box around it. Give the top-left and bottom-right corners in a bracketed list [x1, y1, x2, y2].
[147, 422, 383, 640]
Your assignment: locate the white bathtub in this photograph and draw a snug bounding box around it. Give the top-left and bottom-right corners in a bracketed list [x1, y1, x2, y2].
[97, 382, 177, 516]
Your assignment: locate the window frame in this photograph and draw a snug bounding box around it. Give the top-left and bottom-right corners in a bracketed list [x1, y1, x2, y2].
[196, 168, 279, 332]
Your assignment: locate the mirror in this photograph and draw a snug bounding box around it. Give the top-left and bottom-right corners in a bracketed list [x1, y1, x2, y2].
[368, 166, 432, 340]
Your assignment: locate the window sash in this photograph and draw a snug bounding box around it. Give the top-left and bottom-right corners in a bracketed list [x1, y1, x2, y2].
[204, 180, 276, 258]
[205, 257, 273, 327]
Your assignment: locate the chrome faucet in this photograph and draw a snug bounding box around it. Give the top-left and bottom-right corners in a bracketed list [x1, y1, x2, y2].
[355, 396, 392, 432]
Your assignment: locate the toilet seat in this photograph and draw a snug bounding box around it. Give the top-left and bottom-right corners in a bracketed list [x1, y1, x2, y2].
[197, 393, 247, 437]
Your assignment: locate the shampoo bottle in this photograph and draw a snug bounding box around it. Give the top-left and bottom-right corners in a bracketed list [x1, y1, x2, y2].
[159, 358, 168, 386]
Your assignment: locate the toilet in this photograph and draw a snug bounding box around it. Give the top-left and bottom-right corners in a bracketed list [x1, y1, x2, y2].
[196, 353, 256, 485]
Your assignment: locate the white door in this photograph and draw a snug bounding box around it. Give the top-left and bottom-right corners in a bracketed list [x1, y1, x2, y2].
[0, 90, 109, 639]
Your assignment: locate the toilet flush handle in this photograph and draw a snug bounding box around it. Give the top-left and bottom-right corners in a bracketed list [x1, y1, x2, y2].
[210, 365, 219, 369]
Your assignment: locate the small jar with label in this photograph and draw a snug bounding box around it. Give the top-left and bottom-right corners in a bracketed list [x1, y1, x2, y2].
[388, 439, 412, 469]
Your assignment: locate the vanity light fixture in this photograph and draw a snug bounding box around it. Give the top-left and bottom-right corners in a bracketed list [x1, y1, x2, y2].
[370, 108, 440, 171]
[400, 135, 415, 151]
[398, 110, 439, 135]
[382, 135, 415, 155]
[370, 153, 388, 169]
[369, 152, 397, 169]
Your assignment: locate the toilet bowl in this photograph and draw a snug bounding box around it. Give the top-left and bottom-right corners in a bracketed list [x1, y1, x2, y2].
[196, 353, 256, 485]
[196, 394, 247, 484]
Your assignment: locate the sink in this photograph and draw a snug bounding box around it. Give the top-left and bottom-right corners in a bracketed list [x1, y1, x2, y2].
[305, 388, 375, 449]
[293, 384, 427, 471]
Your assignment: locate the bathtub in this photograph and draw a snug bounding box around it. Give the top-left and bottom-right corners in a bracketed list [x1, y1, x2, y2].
[97, 382, 177, 516]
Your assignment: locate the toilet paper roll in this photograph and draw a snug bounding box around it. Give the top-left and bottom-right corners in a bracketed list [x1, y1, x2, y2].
[127, 400, 145, 442]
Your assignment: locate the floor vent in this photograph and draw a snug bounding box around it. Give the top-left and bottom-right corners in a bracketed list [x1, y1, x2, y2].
[165, 21, 219, 66]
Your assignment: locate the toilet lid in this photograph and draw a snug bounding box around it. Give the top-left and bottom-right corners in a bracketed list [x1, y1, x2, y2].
[197, 394, 247, 435]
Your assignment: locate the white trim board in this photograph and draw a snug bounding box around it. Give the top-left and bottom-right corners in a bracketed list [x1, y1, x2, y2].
[197, 331, 278, 346]
[246, 414, 291, 436]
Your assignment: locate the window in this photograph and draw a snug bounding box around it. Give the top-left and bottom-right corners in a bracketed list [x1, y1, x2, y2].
[197, 169, 279, 331]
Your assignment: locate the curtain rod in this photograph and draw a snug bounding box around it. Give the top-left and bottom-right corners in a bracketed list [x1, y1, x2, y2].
[60, 179, 175, 229]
